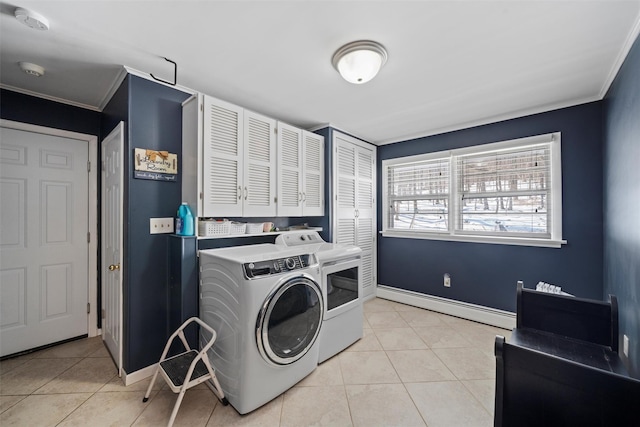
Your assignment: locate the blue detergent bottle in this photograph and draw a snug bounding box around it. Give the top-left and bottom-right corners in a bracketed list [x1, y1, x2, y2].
[177, 202, 194, 236]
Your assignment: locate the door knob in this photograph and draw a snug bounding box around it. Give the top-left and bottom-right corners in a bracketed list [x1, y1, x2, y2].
[108, 264, 120, 271]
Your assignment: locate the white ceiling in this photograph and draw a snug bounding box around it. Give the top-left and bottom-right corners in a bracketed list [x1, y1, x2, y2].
[1, 1, 639, 145]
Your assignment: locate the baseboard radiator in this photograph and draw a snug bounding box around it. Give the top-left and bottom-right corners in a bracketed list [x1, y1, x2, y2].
[376, 285, 516, 330]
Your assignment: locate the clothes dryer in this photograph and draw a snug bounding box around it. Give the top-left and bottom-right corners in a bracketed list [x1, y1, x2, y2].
[276, 231, 363, 362]
[199, 244, 322, 414]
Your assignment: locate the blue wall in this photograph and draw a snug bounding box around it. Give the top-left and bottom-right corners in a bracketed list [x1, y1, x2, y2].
[124, 76, 191, 371]
[101, 75, 193, 372]
[1, 89, 101, 136]
[604, 34, 640, 378]
[378, 102, 604, 312]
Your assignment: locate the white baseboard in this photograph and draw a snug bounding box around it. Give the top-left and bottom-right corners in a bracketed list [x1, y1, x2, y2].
[376, 285, 516, 330]
[123, 363, 157, 386]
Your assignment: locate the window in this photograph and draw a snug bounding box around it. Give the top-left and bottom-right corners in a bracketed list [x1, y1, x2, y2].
[387, 155, 450, 232]
[382, 133, 565, 247]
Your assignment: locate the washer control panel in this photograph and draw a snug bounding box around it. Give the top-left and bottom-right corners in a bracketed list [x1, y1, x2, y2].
[244, 254, 315, 279]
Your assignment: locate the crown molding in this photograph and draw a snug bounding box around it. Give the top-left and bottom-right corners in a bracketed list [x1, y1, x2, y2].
[0, 84, 102, 112]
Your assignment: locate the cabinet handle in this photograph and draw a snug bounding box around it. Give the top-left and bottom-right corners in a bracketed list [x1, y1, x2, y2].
[238, 186, 242, 200]
[244, 187, 248, 200]
[302, 192, 306, 202]
[299, 192, 303, 202]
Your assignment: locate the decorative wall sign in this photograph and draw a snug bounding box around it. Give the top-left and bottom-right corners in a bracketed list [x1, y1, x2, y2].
[134, 148, 177, 181]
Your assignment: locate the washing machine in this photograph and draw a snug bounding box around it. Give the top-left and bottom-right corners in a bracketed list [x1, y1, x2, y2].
[199, 243, 323, 414]
[276, 231, 363, 362]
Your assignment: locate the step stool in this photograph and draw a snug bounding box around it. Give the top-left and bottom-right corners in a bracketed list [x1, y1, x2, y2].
[143, 317, 227, 427]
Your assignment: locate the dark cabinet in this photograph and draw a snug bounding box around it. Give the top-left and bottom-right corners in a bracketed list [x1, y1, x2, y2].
[494, 283, 640, 426]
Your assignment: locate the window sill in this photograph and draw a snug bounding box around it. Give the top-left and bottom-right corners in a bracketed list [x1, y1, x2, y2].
[380, 230, 567, 248]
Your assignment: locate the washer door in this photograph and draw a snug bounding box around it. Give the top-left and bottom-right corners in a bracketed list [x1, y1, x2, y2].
[256, 275, 323, 365]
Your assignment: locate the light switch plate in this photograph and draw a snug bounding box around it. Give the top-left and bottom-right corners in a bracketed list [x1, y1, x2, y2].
[150, 217, 174, 234]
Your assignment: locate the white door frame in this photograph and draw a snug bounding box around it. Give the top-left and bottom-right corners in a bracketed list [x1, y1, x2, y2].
[0, 119, 99, 338]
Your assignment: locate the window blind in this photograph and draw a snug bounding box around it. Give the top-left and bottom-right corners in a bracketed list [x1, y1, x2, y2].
[386, 157, 450, 231]
[456, 143, 551, 237]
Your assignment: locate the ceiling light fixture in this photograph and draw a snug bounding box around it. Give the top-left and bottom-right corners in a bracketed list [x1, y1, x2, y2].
[14, 8, 50, 31]
[19, 62, 45, 77]
[332, 40, 387, 84]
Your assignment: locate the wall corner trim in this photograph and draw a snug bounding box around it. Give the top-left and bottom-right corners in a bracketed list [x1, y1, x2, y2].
[122, 363, 157, 386]
[600, 11, 640, 99]
[98, 67, 129, 112]
[376, 285, 516, 330]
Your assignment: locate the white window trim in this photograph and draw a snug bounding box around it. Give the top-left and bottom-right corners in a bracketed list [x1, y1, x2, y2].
[381, 132, 567, 248]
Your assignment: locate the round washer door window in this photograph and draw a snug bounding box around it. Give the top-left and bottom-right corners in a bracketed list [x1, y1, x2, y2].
[256, 275, 323, 365]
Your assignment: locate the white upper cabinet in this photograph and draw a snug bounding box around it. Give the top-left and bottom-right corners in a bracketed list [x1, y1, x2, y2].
[202, 96, 244, 217]
[183, 94, 322, 220]
[303, 131, 324, 216]
[277, 122, 324, 217]
[276, 122, 301, 216]
[243, 111, 277, 217]
[189, 95, 276, 218]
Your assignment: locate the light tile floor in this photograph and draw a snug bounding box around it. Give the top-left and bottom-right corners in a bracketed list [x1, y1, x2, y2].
[0, 298, 511, 426]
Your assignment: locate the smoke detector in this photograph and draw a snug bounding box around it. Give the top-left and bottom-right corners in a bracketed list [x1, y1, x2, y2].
[19, 62, 45, 77]
[14, 8, 49, 31]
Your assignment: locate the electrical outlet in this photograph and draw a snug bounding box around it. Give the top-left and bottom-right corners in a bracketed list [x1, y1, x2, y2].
[623, 334, 629, 357]
[150, 217, 174, 234]
[444, 273, 451, 287]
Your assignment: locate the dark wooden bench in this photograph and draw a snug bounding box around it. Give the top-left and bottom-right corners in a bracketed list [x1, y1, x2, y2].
[494, 283, 640, 427]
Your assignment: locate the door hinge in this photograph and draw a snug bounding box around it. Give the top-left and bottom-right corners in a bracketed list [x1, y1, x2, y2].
[87, 303, 90, 314]
[87, 161, 91, 172]
[199, 192, 203, 200]
[101, 308, 106, 319]
[200, 103, 203, 112]
[102, 161, 106, 171]
[87, 232, 91, 243]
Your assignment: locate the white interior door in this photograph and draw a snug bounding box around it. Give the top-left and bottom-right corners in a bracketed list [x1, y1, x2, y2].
[101, 122, 124, 376]
[0, 125, 89, 357]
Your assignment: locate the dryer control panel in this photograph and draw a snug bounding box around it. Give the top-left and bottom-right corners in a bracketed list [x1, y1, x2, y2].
[243, 254, 316, 279]
[275, 231, 324, 247]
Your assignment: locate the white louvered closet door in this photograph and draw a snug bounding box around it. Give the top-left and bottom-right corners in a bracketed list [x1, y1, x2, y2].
[302, 131, 324, 216]
[333, 132, 377, 298]
[355, 146, 375, 297]
[277, 122, 302, 216]
[243, 111, 276, 216]
[335, 141, 357, 246]
[202, 96, 244, 217]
